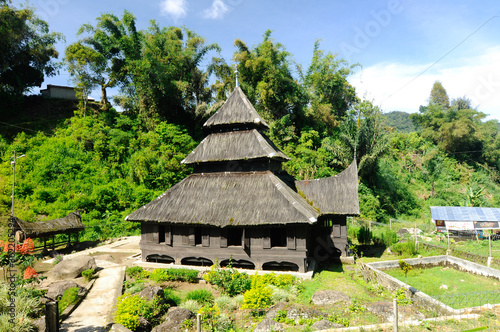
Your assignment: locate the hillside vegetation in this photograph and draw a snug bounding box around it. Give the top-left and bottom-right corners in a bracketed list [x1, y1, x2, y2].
[1, 4, 499, 241]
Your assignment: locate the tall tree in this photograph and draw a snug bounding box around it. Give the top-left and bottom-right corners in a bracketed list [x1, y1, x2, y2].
[429, 81, 449, 109]
[302, 40, 358, 134]
[0, 2, 62, 97]
[233, 30, 306, 123]
[129, 24, 219, 130]
[65, 10, 141, 111]
[332, 100, 389, 183]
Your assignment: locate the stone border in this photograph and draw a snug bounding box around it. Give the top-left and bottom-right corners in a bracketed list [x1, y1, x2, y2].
[362, 255, 500, 315]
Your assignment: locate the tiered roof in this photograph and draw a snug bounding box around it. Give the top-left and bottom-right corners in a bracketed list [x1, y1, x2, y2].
[127, 86, 359, 225]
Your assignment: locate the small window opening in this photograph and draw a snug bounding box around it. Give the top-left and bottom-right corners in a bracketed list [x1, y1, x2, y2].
[195, 228, 202, 245]
[227, 228, 243, 246]
[271, 228, 286, 247]
[158, 225, 165, 243]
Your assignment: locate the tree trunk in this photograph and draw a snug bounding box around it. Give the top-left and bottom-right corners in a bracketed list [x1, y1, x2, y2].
[100, 84, 109, 111]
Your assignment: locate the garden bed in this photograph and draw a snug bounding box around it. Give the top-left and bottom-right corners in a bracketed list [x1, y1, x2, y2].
[363, 255, 500, 313]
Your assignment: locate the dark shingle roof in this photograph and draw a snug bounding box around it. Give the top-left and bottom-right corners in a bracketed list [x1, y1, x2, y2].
[126, 171, 319, 226]
[295, 162, 360, 216]
[204, 87, 269, 130]
[182, 129, 289, 164]
[14, 212, 84, 238]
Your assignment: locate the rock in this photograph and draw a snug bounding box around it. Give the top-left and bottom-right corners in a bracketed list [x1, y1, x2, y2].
[138, 286, 164, 301]
[110, 324, 133, 332]
[46, 281, 85, 300]
[311, 290, 350, 305]
[311, 319, 343, 331]
[265, 302, 288, 319]
[366, 302, 425, 323]
[32, 316, 45, 331]
[439, 284, 448, 290]
[266, 303, 325, 323]
[136, 317, 152, 332]
[152, 307, 194, 332]
[253, 318, 285, 332]
[52, 255, 97, 280]
[93, 254, 115, 262]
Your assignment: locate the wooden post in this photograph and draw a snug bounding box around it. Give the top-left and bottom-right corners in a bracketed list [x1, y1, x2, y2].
[197, 313, 201, 332]
[393, 298, 398, 332]
[52, 235, 55, 251]
[45, 301, 59, 332]
[67, 233, 71, 247]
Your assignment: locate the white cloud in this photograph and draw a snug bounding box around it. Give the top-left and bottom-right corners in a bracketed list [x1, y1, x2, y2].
[350, 46, 500, 121]
[203, 0, 229, 19]
[160, 0, 187, 21]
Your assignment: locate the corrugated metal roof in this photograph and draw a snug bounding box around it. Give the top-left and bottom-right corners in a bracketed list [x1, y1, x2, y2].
[430, 206, 500, 222]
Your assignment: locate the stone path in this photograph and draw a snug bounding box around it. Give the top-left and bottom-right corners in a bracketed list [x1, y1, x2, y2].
[60, 265, 125, 332]
[50, 236, 140, 332]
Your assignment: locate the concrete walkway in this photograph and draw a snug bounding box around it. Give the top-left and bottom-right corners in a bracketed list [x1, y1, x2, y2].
[47, 237, 139, 332]
[59, 265, 125, 332]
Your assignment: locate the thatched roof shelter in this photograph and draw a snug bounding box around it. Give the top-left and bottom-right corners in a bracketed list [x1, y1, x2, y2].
[295, 162, 360, 216]
[204, 87, 269, 130]
[13, 212, 84, 238]
[126, 171, 319, 226]
[182, 129, 289, 164]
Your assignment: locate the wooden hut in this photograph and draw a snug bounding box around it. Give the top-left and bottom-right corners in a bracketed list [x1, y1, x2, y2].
[126, 87, 359, 272]
[12, 212, 84, 251]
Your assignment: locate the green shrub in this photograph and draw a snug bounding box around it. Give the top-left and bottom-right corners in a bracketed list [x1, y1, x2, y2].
[166, 268, 199, 282]
[198, 304, 221, 331]
[124, 282, 146, 294]
[180, 299, 202, 313]
[242, 274, 273, 310]
[149, 268, 169, 283]
[270, 285, 299, 303]
[185, 289, 214, 305]
[82, 268, 94, 282]
[357, 225, 372, 245]
[163, 288, 181, 306]
[232, 294, 244, 309]
[395, 287, 412, 305]
[391, 240, 419, 256]
[204, 261, 251, 296]
[58, 287, 79, 315]
[126, 266, 150, 280]
[215, 295, 236, 312]
[115, 294, 168, 329]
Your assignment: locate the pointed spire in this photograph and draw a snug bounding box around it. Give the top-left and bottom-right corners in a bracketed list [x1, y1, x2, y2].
[235, 69, 239, 88]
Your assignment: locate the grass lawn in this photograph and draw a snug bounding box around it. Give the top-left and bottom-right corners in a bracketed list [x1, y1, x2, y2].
[385, 265, 500, 309]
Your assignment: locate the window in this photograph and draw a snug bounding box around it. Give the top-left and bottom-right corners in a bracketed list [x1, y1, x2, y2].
[227, 228, 243, 246]
[270, 228, 286, 247]
[158, 225, 165, 243]
[195, 228, 202, 246]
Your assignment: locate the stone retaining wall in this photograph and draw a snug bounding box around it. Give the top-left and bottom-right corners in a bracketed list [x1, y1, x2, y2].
[361, 255, 500, 315]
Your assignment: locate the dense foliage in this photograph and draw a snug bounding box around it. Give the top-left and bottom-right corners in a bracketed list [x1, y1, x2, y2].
[1, 8, 499, 242]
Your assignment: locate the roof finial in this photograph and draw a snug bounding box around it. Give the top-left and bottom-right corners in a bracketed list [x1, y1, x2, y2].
[235, 69, 239, 88]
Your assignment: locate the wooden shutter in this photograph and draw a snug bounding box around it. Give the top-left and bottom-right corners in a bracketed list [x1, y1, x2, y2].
[341, 224, 347, 237]
[220, 229, 228, 248]
[263, 229, 271, 249]
[333, 224, 341, 238]
[165, 225, 172, 245]
[181, 226, 189, 246]
[202, 229, 210, 247]
[151, 225, 159, 243]
[188, 227, 195, 246]
[287, 228, 296, 250]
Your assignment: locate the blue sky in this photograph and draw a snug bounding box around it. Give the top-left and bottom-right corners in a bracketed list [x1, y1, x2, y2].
[26, 0, 500, 120]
